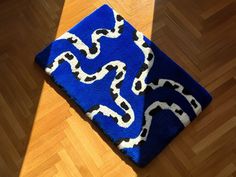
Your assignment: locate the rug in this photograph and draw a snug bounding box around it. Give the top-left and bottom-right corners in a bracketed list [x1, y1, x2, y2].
[35, 4, 212, 167]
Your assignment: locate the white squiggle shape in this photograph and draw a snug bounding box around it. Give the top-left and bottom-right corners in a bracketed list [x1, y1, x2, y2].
[44, 11, 201, 149]
[57, 10, 124, 59]
[132, 31, 202, 115]
[118, 101, 190, 149]
[117, 31, 202, 149]
[45, 51, 134, 128]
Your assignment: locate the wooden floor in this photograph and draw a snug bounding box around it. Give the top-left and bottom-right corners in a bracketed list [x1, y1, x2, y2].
[0, 0, 236, 176]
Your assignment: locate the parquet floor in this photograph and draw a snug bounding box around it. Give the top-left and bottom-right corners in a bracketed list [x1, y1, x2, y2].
[0, 0, 235, 177]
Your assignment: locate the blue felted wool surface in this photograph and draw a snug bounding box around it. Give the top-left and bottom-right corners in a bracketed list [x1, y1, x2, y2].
[35, 4, 212, 167]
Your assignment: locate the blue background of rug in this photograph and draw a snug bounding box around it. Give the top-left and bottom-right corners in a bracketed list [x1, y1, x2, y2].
[36, 4, 212, 166]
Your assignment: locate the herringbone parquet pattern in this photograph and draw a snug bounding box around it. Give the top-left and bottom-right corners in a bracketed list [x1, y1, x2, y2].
[0, 0, 235, 177]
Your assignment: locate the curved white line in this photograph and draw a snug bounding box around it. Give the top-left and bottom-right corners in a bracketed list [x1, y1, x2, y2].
[57, 10, 124, 59]
[118, 101, 190, 149]
[45, 51, 135, 128]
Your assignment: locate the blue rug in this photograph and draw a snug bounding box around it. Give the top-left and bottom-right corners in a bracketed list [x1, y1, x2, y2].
[35, 4, 212, 167]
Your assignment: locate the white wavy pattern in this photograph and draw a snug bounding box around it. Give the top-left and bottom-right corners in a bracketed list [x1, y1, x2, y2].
[57, 10, 124, 59]
[116, 31, 201, 149]
[118, 101, 190, 149]
[46, 51, 134, 128]
[44, 8, 202, 149]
